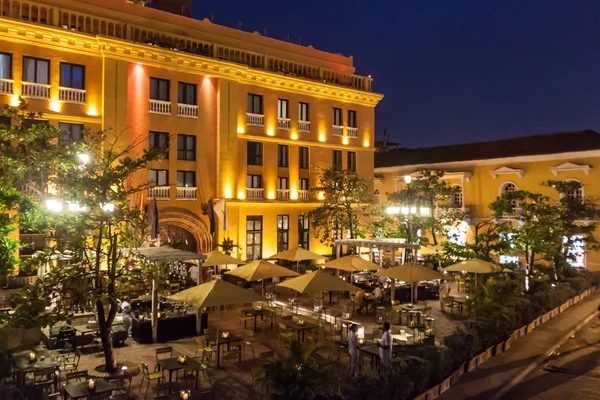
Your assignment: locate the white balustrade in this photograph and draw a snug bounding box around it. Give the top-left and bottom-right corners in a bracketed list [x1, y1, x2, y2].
[299, 120, 310, 133]
[59, 87, 86, 104]
[298, 190, 310, 201]
[347, 127, 358, 138]
[177, 187, 197, 200]
[22, 82, 50, 99]
[0, 78, 13, 95]
[277, 189, 290, 200]
[277, 117, 290, 130]
[246, 113, 264, 127]
[332, 125, 343, 136]
[149, 186, 170, 200]
[246, 188, 264, 200]
[149, 99, 172, 115]
[177, 103, 198, 118]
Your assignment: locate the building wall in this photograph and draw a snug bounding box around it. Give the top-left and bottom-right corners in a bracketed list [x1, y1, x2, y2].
[375, 152, 600, 271]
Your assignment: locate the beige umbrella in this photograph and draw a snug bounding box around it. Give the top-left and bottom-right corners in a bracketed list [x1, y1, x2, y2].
[277, 270, 361, 294]
[323, 255, 380, 272]
[267, 247, 324, 272]
[443, 259, 500, 274]
[169, 279, 264, 353]
[375, 263, 444, 303]
[225, 260, 299, 296]
[203, 251, 244, 274]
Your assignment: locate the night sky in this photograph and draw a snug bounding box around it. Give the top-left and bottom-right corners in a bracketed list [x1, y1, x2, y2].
[191, 1, 600, 148]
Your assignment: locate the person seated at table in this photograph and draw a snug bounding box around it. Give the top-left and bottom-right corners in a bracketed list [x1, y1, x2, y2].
[378, 322, 392, 365]
[373, 285, 383, 302]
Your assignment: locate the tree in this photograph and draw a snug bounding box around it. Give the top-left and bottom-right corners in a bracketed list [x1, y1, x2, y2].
[308, 167, 386, 247]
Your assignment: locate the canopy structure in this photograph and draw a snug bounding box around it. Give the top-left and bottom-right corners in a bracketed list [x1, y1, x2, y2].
[323, 255, 380, 272]
[277, 270, 361, 294]
[375, 263, 444, 303]
[225, 260, 299, 296]
[443, 259, 500, 274]
[267, 247, 325, 272]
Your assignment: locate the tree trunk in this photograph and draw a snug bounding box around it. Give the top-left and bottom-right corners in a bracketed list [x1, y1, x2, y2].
[96, 300, 117, 372]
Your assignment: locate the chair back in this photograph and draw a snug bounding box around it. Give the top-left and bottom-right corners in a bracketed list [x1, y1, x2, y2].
[278, 323, 288, 333]
[65, 370, 88, 383]
[155, 346, 172, 359]
[140, 361, 149, 377]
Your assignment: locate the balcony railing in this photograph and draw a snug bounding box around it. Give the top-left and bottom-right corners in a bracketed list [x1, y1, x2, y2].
[59, 87, 86, 104]
[22, 82, 50, 99]
[177, 187, 197, 200]
[298, 190, 310, 201]
[0, 78, 13, 95]
[299, 120, 310, 133]
[149, 99, 171, 115]
[149, 186, 170, 200]
[347, 127, 358, 138]
[277, 117, 290, 130]
[332, 125, 343, 136]
[246, 188, 264, 200]
[246, 113, 264, 127]
[277, 189, 290, 200]
[177, 103, 198, 118]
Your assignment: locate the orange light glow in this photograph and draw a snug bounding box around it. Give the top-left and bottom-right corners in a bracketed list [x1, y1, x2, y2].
[224, 185, 232, 199]
[319, 133, 326, 142]
[237, 190, 246, 200]
[267, 191, 275, 200]
[87, 105, 98, 116]
[363, 138, 370, 147]
[49, 100, 61, 112]
[291, 132, 298, 140]
[10, 95, 19, 106]
[237, 126, 245, 134]
[343, 137, 349, 145]
[318, 191, 325, 200]
[267, 127, 275, 136]
[290, 189, 298, 200]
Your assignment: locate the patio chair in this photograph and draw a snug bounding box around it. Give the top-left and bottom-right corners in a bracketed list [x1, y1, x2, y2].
[241, 329, 256, 359]
[277, 323, 294, 345]
[443, 296, 460, 315]
[59, 349, 81, 376]
[237, 309, 254, 326]
[74, 334, 95, 350]
[306, 326, 325, 343]
[257, 310, 276, 332]
[222, 340, 243, 365]
[155, 346, 173, 361]
[191, 351, 213, 386]
[65, 370, 88, 383]
[33, 367, 59, 393]
[56, 327, 75, 349]
[108, 371, 132, 397]
[178, 364, 199, 390]
[140, 361, 162, 395]
[169, 282, 180, 294]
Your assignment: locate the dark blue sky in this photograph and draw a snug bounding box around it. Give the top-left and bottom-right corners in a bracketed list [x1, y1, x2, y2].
[191, 1, 600, 148]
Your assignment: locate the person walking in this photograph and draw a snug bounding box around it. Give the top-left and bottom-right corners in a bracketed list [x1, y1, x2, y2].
[439, 279, 451, 311]
[348, 324, 360, 376]
[378, 322, 392, 366]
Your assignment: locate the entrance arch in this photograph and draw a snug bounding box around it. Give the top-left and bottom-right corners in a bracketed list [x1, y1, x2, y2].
[158, 208, 212, 253]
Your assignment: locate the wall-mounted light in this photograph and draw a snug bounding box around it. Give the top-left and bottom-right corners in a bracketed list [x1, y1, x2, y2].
[291, 132, 298, 140]
[363, 139, 370, 147]
[342, 137, 349, 145]
[237, 190, 246, 200]
[87, 105, 98, 116]
[267, 127, 275, 137]
[10, 95, 19, 107]
[237, 126, 245, 134]
[49, 100, 61, 112]
[319, 133, 326, 142]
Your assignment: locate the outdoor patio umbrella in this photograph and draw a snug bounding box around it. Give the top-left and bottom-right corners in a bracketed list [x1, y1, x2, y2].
[375, 263, 444, 303]
[277, 270, 361, 294]
[224, 259, 299, 296]
[323, 255, 380, 272]
[443, 259, 500, 274]
[267, 247, 324, 272]
[203, 251, 244, 274]
[169, 279, 264, 355]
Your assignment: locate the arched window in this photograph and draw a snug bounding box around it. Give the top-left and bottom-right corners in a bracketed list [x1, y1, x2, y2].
[502, 182, 517, 194]
[451, 185, 463, 208]
[565, 180, 583, 202]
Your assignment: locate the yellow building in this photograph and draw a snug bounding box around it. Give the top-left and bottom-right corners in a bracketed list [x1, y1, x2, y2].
[0, 0, 382, 260]
[374, 130, 600, 271]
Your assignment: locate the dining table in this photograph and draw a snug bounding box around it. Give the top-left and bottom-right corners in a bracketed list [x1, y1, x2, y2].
[279, 319, 318, 342]
[241, 307, 271, 332]
[13, 349, 62, 386]
[450, 295, 468, 315]
[63, 377, 113, 399]
[206, 333, 243, 368]
[156, 357, 201, 391]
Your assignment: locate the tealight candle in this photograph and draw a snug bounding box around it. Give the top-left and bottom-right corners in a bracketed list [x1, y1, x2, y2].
[157, 312, 161, 319]
[88, 379, 95, 391]
[29, 352, 36, 362]
[180, 390, 190, 400]
[359, 339, 364, 345]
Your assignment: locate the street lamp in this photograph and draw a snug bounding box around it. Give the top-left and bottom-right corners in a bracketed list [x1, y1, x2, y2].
[77, 153, 90, 165]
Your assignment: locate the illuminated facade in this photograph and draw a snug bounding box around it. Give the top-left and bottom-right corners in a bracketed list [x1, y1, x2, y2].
[375, 131, 600, 271]
[2, 0, 382, 259]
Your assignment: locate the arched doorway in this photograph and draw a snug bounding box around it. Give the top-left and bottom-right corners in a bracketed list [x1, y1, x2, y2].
[158, 208, 211, 253]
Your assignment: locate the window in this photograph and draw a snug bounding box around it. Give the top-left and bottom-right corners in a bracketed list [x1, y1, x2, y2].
[59, 62, 85, 89]
[23, 56, 49, 84]
[247, 141, 263, 165]
[22, 119, 48, 129]
[58, 123, 84, 146]
[177, 134, 196, 161]
[277, 177, 289, 190]
[299, 147, 309, 169]
[452, 185, 463, 208]
[246, 174, 262, 188]
[278, 144, 288, 167]
[149, 131, 169, 159]
[178, 82, 196, 105]
[277, 99, 289, 119]
[247, 93, 263, 114]
[565, 180, 583, 202]
[148, 169, 168, 187]
[176, 171, 195, 187]
[150, 77, 169, 101]
[299, 178, 309, 191]
[246, 216, 263, 260]
[0, 53, 12, 79]
[348, 110, 357, 128]
[502, 182, 518, 207]
[299, 102, 309, 121]
[277, 215, 289, 252]
[347, 151, 357, 172]
[332, 218, 343, 241]
[332, 150, 342, 169]
[298, 215, 310, 249]
[333, 108, 343, 126]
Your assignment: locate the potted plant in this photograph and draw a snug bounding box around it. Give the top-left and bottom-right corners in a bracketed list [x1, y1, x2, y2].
[217, 238, 240, 256]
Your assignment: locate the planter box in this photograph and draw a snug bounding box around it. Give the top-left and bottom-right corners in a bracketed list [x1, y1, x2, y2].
[542, 313, 550, 323]
[414, 394, 427, 400]
[511, 330, 520, 340]
[568, 299, 573, 306]
[527, 322, 536, 333]
[505, 338, 513, 350]
[467, 356, 478, 371]
[450, 363, 466, 385]
[518, 326, 526, 337]
[440, 377, 452, 393]
[551, 307, 559, 317]
[426, 385, 440, 399]
[536, 317, 543, 326]
[573, 295, 580, 304]
[495, 342, 504, 355]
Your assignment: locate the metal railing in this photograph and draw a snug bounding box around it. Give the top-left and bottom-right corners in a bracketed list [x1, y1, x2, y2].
[246, 113, 264, 127]
[177, 103, 198, 118]
[246, 188, 264, 200]
[149, 99, 171, 115]
[22, 82, 50, 99]
[177, 187, 197, 200]
[149, 186, 170, 200]
[59, 87, 86, 104]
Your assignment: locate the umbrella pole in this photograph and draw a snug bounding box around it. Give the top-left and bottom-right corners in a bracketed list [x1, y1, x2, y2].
[215, 306, 220, 367]
[297, 260, 299, 273]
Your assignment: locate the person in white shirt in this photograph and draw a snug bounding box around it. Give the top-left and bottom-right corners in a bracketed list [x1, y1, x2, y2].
[188, 264, 199, 284]
[347, 324, 360, 376]
[373, 285, 383, 301]
[439, 279, 451, 311]
[378, 322, 392, 365]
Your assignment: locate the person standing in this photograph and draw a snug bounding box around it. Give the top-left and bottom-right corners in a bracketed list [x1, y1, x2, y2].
[348, 324, 360, 376]
[378, 322, 392, 366]
[439, 279, 450, 311]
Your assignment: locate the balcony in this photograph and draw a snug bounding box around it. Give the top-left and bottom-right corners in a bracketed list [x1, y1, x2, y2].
[22, 82, 50, 99]
[177, 187, 197, 200]
[277, 189, 290, 200]
[246, 188, 264, 200]
[0, 78, 13, 95]
[299, 120, 310, 133]
[149, 186, 170, 200]
[59, 87, 86, 104]
[177, 103, 198, 118]
[298, 190, 310, 201]
[332, 125, 343, 136]
[149, 99, 171, 115]
[277, 117, 290, 130]
[246, 113, 264, 127]
[347, 127, 358, 138]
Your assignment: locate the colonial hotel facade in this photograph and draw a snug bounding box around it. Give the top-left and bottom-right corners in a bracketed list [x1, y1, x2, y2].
[1, 0, 382, 259]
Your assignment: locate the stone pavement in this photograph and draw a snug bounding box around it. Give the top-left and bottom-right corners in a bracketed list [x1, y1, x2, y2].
[437, 291, 600, 400]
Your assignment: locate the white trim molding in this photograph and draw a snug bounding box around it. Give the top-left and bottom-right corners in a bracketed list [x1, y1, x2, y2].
[549, 162, 591, 176]
[490, 166, 524, 179]
[440, 172, 472, 182]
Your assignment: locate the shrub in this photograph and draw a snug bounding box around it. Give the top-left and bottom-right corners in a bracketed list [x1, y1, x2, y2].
[443, 328, 481, 369]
